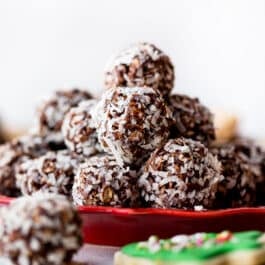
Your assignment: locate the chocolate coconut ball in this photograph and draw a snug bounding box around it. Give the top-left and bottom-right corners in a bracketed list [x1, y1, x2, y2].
[232, 138, 265, 205]
[16, 150, 80, 197]
[231, 137, 265, 183]
[96, 86, 172, 166]
[104, 42, 174, 98]
[0, 193, 82, 265]
[72, 154, 139, 207]
[62, 100, 102, 157]
[138, 137, 223, 209]
[0, 135, 49, 196]
[35, 89, 92, 145]
[211, 138, 265, 207]
[169, 94, 215, 146]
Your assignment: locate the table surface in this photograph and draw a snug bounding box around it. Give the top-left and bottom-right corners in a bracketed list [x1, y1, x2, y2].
[74, 244, 119, 265]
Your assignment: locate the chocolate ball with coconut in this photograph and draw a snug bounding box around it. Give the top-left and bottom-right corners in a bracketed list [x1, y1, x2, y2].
[72, 154, 139, 207]
[233, 138, 265, 205]
[138, 137, 223, 210]
[211, 137, 265, 207]
[0, 193, 82, 265]
[16, 150, 80, 197]
[169, 94, 215, 146]
[96, 86, 172, 167]
[0, 135, 49, 197]
[104, 42, 175, 98]
[62, 99, 102, 157]
[35, 89, 92, 146]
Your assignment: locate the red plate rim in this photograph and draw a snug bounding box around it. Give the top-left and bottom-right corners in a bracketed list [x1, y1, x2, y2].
[78, 205, 265, 217]
[1, 195, 265, 217]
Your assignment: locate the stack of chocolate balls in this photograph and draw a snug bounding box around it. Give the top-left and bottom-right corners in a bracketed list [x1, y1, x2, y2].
[0, 42, 264, 210]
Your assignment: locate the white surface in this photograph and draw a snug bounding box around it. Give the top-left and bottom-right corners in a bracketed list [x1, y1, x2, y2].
[0, 0, 265, 137]
[74, 244, 117, 265]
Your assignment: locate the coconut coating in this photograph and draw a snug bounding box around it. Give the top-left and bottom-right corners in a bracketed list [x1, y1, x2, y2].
[211, 138, 265, 207]
[16, 150, 80, 197]
[0, 257, 14, 265]
[62, 100, 102, 157]
[138, 138, 223, 209]
[96, 86, 172, 166]
[0, 193, 82, 265]
[169, 94, 215, 146]
[0, 259, 83, 265]
[72, 154, 139, 207]
[0, 135, 49, 197]
[104, 42, 174, 98]
[36, 89, 92, 144]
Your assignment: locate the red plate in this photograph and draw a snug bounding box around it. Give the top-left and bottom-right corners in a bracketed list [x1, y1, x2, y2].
[1, 195, 265, 246]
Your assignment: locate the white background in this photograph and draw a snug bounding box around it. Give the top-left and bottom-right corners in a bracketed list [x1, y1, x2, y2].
[0, 0, 265, 137]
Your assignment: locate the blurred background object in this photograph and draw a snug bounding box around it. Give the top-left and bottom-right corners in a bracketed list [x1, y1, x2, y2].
[0, 118, 5, 144]
[0, 0, 265, 138]
[0, 126, 27, 142]
[213, 110, 238, 144]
